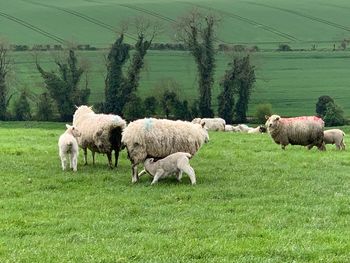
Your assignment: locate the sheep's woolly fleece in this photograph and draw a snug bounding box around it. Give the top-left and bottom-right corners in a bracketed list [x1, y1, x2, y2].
[73, 105, 126, 153]
[265, 114, 324, 148]
[122, 118, 209, 165]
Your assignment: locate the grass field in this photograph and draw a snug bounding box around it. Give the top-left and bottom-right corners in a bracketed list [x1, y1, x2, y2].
[1, 122, 350, 262]
[9, 49, 350, 117]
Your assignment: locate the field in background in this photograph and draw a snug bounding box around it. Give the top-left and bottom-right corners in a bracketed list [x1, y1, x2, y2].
[1, 0, 350, 117]
[10, 50, 350, 117]
[1, 122, 350, 262]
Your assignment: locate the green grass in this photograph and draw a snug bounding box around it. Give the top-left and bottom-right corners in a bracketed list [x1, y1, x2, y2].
[1, 122, 350, 262]
[1, 0, 350, 49]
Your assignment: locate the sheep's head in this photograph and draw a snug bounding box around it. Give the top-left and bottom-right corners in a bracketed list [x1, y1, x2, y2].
[265, 115, 281, 130]
[66, 124, 81, 137]
[259, 125, 267, 133]
[144, 158, 155, 167]
[200, 122, 209, 143]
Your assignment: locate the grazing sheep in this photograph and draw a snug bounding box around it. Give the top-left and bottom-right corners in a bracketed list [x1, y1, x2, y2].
[247, 125, 266, 134]
[265, 115, 325, 150]
[225, 124, 240, 132]
[58, 124, 81, 172]
[73, 105, 126, 168]
[122, 118, 209, 183]
[138, 152, 196, 185]
[192, 117, 226, 131]
[324, 129, 346, 150]
[237, 124, 251, 132]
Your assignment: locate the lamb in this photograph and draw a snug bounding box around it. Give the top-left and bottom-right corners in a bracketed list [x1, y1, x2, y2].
[138, 152, 196, 185]
[192, 117, 226, 131]
[58, 124, 81, 172]
[237, 124, 251, 132]
[122, 118, 209, 183]
[73, 105, 127, 168]
[324, 129, 346, 150]
[265, 114, 325, 150]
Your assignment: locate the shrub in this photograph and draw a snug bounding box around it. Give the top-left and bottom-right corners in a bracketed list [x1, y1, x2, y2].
[36, 92, 54, 121]
[255, 103, 273, 124]
[277, 43, 292, 51]
[143, 96, 158, 117]
[316, 95, 334, 118]
[13, 90, 31, 121]
[123, 95, 145, 121]
[323, 102, 346, 126]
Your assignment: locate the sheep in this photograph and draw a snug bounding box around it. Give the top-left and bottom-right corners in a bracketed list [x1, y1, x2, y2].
[265, 114, 325, 150]
[192, 117, 226, 131]
[73, 105, 127, 168]
[225, 124, 240, 132]
[138, 152, 196, 185]
[237, 124, 251, 132]
[58, 124, 81, 172]
[122, 118, 209, 183]
[247, 125, 267, 134]
[324, 129, 346, 150]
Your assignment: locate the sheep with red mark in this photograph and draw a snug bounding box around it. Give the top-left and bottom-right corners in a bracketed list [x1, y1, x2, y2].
[122, 118, 209, 183]
[265, 115, 325, 150]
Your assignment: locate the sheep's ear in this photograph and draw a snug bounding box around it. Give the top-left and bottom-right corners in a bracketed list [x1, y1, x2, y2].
[265, 115, 270, 120]
[201, 122, 206, 128]
[275, 117, 280, 121]
[89, 105, 93, 110]
[65, 124, 72, 129]
[75, 105, 78, 109]
[150, 158, 154, 162]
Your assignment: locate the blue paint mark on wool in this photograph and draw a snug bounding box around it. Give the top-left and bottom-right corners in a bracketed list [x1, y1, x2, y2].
[144, 118, 153, 131]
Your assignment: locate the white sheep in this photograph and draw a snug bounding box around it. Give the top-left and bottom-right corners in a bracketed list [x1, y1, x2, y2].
[192, 117, 226, 131]
[247, 125, 266, 134]
[324, 129, 346, 150]
[73, 105, 126, 168]
[265, 115, 325, 150]
[122, 118, 209, 183]
[58, 124, 81, 172]
[237, 124, 251, 132]
[138, 152, 196, 185]
[224, 124, 240, 132]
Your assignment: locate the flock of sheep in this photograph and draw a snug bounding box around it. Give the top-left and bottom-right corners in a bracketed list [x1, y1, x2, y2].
[58, 106, 346, 184]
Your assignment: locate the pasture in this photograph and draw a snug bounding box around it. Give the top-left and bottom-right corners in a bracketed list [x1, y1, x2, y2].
[1, 122, 350, 262]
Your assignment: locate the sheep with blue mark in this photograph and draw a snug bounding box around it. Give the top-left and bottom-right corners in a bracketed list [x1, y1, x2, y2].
[122, 118, 209, 183]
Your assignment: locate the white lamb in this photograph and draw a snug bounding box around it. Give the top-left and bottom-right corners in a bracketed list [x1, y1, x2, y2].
[58, 124, 81, 172]
[324, 129, 346, 150]
[138, 152, 196, 185]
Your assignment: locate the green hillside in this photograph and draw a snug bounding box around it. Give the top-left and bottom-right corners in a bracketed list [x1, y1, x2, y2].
[1, 0, 350, 118]
[1, 0, 350, 49]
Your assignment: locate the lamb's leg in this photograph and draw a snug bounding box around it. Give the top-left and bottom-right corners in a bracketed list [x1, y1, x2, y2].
[72, 154, 77, 172]
[151, 170, 163, 185]
[106, 152, 113, 169]
[341, 140, 346, 150]
[83, 148, 88, 165]
[132, 164, 139, 183]
[60, 153, 67, 171]
[138, 169, 147, 177]
[181, 165, 196, 185]
[176, 171, 183, 182]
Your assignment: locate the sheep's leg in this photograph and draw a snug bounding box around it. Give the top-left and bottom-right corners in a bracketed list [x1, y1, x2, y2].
[336, 143, 341, 150]
[69, 153, 73, 169]
[72, 154, 78, 172]
[138, 169, 147, 177]
[151, 170, 163, 185]
[114, 150, 120, 168]
[106, 152, 113, 169]
[317, 142, 326, 151]
[131, 164, 139, 183]
[181, 165, 196, 185]
[341, 140, 346, 150]
[176, 171, 183, 182]
[83, 148, 88, 165]
[92, 151, 95, 165]
[60, 154, 67, 171]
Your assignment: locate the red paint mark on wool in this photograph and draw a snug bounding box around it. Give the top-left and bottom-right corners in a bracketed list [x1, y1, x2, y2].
[280, 116, 323, 123]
